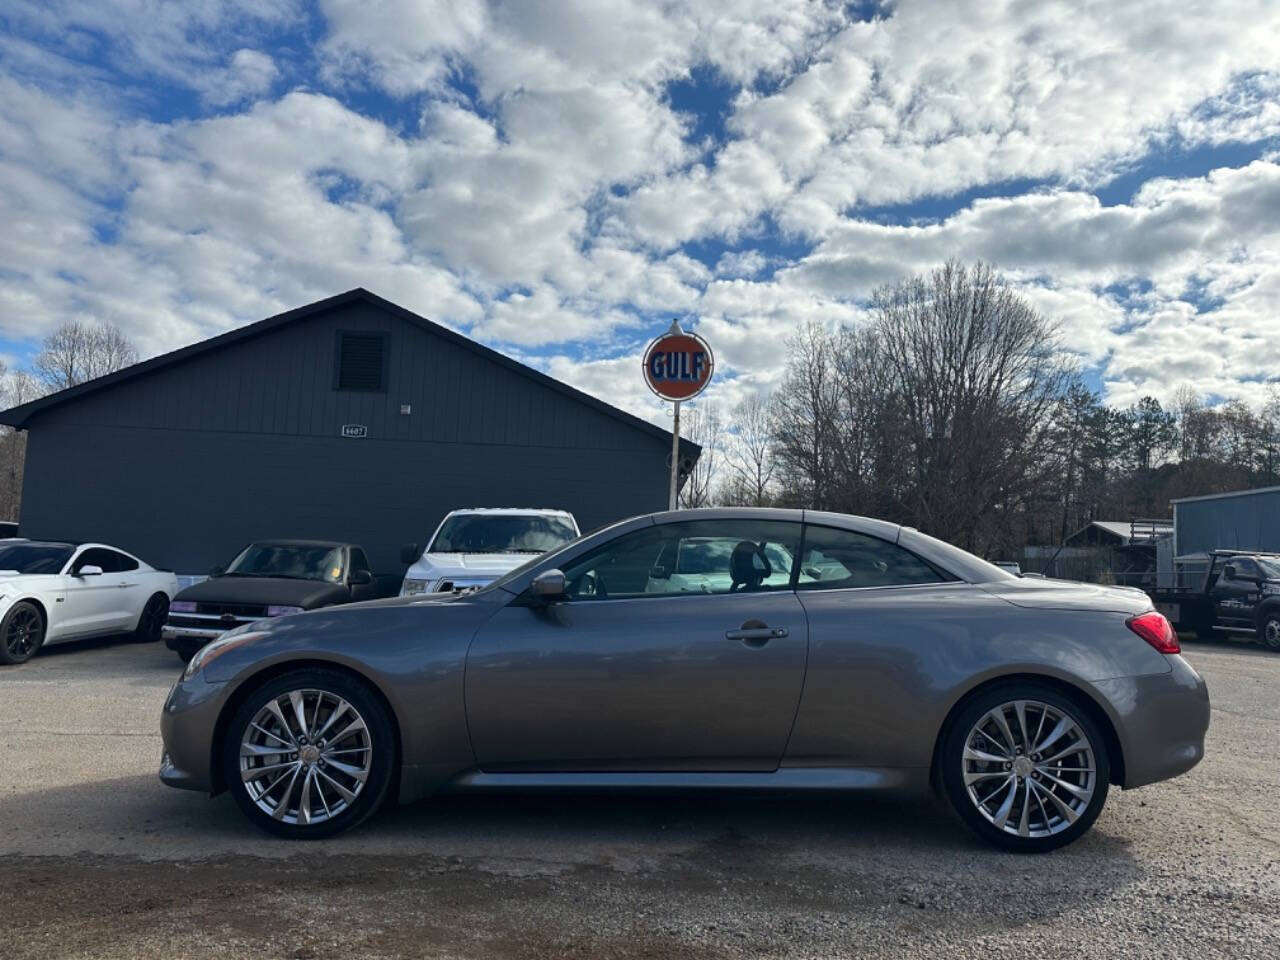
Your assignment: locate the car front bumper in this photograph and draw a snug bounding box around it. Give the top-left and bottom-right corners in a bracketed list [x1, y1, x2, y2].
[1091, 653, 1210, 789]
[159, 676, 229, 794]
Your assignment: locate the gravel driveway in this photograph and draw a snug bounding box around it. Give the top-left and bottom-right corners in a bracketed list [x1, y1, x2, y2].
[1, 636, 1276, 958]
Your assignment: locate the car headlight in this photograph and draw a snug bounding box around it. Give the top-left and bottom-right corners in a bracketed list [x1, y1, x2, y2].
[183, 630, 263, 680]
[401, 578, 430, 596]
[266, 604, 303, 617]
[169, 600, 197, 613]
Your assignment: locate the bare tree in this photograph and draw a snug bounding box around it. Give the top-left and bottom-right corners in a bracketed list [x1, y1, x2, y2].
[33, 320, 138, 391]
[725, 393, 776, 506]
[679, 404, 723, 508]
[769, 261, 1072, 553]
[868, 261, 1071, 549]
[770, 321, 841, 509]
[0, 365, 44, 522]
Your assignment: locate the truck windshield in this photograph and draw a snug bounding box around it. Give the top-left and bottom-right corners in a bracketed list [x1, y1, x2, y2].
[1256, 558, 1280, 579]
[225, 544, 345, 582]
[0, 542, 75, 574]
[429, 514, 578, 554]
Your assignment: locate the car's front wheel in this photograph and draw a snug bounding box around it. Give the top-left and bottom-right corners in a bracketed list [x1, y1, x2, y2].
[940, 683, 1110, 853]
[222, 669, 396, 839]
[0, 601, 46, 665]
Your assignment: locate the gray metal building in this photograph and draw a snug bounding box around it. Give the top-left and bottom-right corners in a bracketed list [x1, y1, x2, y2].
[1173, 486, 1280, 557]
[0, 289, 697, 576]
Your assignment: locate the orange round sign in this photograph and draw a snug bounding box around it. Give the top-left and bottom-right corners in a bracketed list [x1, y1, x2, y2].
[643, 330, 714, 401]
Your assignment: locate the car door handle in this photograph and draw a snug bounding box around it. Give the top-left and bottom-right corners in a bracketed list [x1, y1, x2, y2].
[725, 625, 788, 647]
[118, 582, 137, 588]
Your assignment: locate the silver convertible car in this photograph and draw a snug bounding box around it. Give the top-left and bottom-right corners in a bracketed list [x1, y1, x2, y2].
[159, 509, 1209, 852]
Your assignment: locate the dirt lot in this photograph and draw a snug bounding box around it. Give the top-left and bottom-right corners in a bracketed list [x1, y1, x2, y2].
[1, 636, 1277, 959]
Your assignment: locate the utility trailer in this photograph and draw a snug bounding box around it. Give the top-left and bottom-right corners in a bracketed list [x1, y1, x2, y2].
[1146, 549, 1280, 651]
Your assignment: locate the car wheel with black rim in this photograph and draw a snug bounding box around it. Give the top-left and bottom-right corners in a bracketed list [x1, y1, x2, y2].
[134, 594, 169, 642]
[1259, 614, 1280, 652]
[940, 683, 1110, 853]
[0, 601, 45, 665]
[222, 668, 396, 839]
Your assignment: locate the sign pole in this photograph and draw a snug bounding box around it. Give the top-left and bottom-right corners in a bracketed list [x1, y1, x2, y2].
[669, 399, 681, 511]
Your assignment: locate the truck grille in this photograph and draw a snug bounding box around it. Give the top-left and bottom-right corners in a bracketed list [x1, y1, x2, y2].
[196, 602, 269, 619]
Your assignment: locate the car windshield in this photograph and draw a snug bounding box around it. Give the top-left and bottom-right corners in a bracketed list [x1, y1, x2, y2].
[429, 514, 577, 554]
[225, 544, 345, 582]
[0, 542, 75, 574]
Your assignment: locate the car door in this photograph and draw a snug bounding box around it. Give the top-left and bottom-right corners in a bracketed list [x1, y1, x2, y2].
[109, 550, 149, 627]
[59, 548, 131, 636]
[1214, 558, 1260, 627]
[465, 518, 809, 772]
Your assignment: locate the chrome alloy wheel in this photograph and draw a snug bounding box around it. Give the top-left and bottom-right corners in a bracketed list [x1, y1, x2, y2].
[961, 699, 1097, 839]
[239, 689, 372, 826]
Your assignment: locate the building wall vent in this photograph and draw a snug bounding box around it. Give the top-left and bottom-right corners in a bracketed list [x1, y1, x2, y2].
[335, 332, 387, 392]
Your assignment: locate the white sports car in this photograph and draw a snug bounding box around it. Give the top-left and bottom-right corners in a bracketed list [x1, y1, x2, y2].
[0, 540, 179, 665]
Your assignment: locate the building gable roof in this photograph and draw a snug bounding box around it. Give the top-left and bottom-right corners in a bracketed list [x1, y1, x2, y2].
[0, 289, 696, 455]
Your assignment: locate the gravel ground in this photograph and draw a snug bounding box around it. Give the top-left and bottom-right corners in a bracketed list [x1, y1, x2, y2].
[1, 635, 1277, 959]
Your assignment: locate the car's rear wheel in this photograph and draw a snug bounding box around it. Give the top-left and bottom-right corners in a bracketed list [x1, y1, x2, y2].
[0, 601, 46, 665]
[134, 594, 169, 642]
[940, 683, 1110, 853]
[1258, 614, 1280, 652]
[222, 669, 395, 839]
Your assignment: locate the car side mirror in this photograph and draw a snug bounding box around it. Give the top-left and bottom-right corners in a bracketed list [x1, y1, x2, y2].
[400, 543, 420, 565]
[648, 565, 669, 580]
[76, 564, 103, 577]
[209, 565, 225, 577]
[349, 569, 373, 586]
[1223, 564, 1237, 580]
[531, 569, 566, 601]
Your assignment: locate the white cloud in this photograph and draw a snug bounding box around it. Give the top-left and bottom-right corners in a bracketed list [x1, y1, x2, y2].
[203, 49, 279, 107]
[2, 0, 1280, 421]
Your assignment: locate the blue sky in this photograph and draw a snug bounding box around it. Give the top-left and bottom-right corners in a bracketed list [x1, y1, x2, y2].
[2, 0, 1280, 420]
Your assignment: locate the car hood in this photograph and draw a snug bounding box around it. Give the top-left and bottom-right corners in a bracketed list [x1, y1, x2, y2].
[407, 552, 537, 581]
[175, 576, 348, 609]
[0, 572, 49, 595]
[978, 577, 1153, 615]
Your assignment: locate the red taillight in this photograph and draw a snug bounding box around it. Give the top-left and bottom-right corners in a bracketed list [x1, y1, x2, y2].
[1127, 610, 1180, 654]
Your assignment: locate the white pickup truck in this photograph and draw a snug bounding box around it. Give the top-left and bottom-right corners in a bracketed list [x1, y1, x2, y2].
[399, 508, 580, 597]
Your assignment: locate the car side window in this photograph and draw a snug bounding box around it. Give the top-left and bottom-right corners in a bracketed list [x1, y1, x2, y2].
[350, 548, 371, 574]
[797, 526, 948, 590]
[112, 551, 139, 572]
[558, 520, 803, 600]
[72, 548, 117, 574]
[1231, 558, 1258, 580]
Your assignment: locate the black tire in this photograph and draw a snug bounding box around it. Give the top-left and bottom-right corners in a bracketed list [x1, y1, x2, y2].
[134, 594, 169, 642]
[1258, 613, 1280, 652]
[221, 668, 396, 839]
[0, 601, 46, 665]
[940, 682, 1110, 853]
